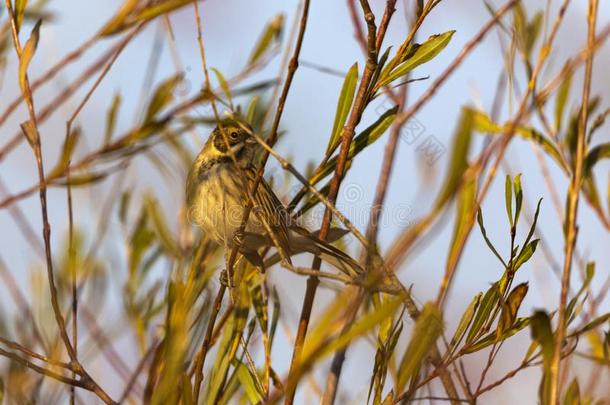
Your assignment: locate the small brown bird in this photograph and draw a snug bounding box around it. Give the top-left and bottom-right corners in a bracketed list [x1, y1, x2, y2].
[186, 120, 363, 278]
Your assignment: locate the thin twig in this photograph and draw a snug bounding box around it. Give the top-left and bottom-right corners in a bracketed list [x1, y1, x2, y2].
[118, 339, 159, 403]
[3, 3, 116, 404]
[549, 1, 598, 403]
[67, 138, 76, 405]
[286, 1, 377, 403]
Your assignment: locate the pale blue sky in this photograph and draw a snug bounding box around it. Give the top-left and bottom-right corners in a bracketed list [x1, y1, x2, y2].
[1, 0, 609, 402]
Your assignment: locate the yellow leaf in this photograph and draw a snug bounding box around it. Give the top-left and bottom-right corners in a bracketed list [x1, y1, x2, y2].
[18, 19, 42, 96]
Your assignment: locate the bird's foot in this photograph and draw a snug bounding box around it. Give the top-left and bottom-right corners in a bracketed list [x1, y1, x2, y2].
[231, 230, 245, 249]
[219, 269, 236, 288]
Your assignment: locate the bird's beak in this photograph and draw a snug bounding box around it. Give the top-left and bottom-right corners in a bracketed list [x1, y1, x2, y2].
[245, 137, 257, 145]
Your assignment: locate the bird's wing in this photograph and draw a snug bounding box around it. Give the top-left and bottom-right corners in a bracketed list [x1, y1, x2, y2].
[244, 167, 293, 259]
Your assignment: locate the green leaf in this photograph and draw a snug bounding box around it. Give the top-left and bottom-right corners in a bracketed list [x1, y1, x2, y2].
[20, 120, 40, 148]
[435, 107, 473, 208]
[530, 310, 554, 404]
[367, 46, 391, 100]
[206, 290, 250, 405]
[563, 378, 580, 405]
[211, 67, 232, 106]
[396, 303, 443, 393]
[310, 106, 398, 186]
[565, 97, 601, 162]
[464, 317, 530, 353]
[14, 0, 28, 32]
[48, 127, 81, 179]
[498, 283, 528, 336]
[235, 361, 264, 404]
[144, 74, 182, 123]
[512, 4, 527, 52]
[246, 96, 260, 124]
[466, 283, 500, 344]
[472, 110, 569, 174]
[18, 19, 41, 95]
[181, 373, 194, 405]
[530, 311, 555, 363]
[299, 105, 397, 212]
[119, 189, 132, 224]
[99, 0, 139, 36]
[584, 143, 610, 176]
[525, 11, 543, 55]
[327, 63, 358, 153]
[587, 107, 610, 142]
[520, 198, 543, 257]
[505, 175, 513, 227]
[530, 310, 554, 361]
[603, 330, 610, 361]
[555, 72, 572, 133]
[379, 31, 455, 88]
[132, 0, 193, 26]
[104, 92, 121, 146]
[569, 313, 610, 338]
[309, 297, 402, 361]
[477, 208, 508, 268]
[513, 239, 539, 272]
[450, 292, 482, 350]
[447, 176, 477, 273]
[269, 288, 280, 347]
[249, 14, 284, 65]
[59, 172, 110, 187]
[249, 278, 268, 335]
[513, 174, 523, 227]
[144, 194, 181, 258]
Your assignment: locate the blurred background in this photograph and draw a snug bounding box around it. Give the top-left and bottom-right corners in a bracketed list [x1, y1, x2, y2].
[1, 0, 609, 403]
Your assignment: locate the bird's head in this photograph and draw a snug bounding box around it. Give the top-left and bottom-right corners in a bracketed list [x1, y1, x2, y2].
[200, 119, 257, 165]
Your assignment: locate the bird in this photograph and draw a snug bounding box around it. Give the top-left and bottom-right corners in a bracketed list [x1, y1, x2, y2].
[186, 119, 363, 280]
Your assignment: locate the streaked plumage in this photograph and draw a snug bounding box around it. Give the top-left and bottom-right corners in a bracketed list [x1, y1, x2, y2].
[186, 121, 362, 277]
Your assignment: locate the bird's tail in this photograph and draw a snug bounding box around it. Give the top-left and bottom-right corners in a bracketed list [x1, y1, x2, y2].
[263, 226, 363, 278]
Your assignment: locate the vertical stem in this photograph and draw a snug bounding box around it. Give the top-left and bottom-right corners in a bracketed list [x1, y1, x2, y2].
[67, 140, 77, 405]
[285, 1, 377, 402]
[4, 0, 76, 363]
[549, 1, 598, 403]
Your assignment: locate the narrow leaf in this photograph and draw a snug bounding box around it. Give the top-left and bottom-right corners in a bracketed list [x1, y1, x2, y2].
[379, 31, 455, 87]
[472, 110, 569, 174]
[104, 92, 121, 146]
[513, 174, 523, 227]
[498, 283, 528, 336]
[144, 74, 182, 123]
[310, 106, 398, 186]
[435, 107, 473, 208]
[584, 143, 610, 176]
[466, 283, 500, 344]
[513, 239, 539, 271]
[477, 209, 507, 268]
[554, 72, 572, 133]
[450, 292, 482, 349]
[15, 0, 28, 32]
[18, 19, 42, 95]
[211, 67, 232, 106]
[505, 175, 513, 227]
[235, 361, 264, 404]
[327, 63, 358, 153]
[249, 14, 284, 65]
[99, 0, 139, 36]
[396, 303, 443, 393]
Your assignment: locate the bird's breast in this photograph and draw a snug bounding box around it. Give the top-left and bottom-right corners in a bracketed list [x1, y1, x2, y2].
[188, 162, 257, 245]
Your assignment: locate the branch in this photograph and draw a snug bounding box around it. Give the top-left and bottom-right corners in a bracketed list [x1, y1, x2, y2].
[286, 0, 379, 403]
[549, 0, 598, 403]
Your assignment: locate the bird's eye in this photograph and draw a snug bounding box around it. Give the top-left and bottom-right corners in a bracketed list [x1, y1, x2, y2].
[230, 131, 239, 139]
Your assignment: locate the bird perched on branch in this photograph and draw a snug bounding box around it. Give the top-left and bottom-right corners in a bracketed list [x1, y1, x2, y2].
[186, 119, 363, 280]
